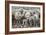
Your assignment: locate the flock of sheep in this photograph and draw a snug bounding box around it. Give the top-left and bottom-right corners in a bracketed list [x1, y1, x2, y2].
[12, 7, 40, 28]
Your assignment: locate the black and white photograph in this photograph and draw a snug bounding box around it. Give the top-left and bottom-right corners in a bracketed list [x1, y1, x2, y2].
[12, 6, 40, 28]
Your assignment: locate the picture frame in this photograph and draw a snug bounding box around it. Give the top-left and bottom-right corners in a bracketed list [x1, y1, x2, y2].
[5, 1, 45, 34]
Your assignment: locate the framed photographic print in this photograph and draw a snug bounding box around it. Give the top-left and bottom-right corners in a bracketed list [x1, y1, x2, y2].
[5, 1, 45, 34]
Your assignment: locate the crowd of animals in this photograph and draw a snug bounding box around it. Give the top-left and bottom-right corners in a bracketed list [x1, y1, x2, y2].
[12, 8, 40, 28]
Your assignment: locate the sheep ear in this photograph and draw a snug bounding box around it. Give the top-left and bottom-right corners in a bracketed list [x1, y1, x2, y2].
[30, 12, 32, 16]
